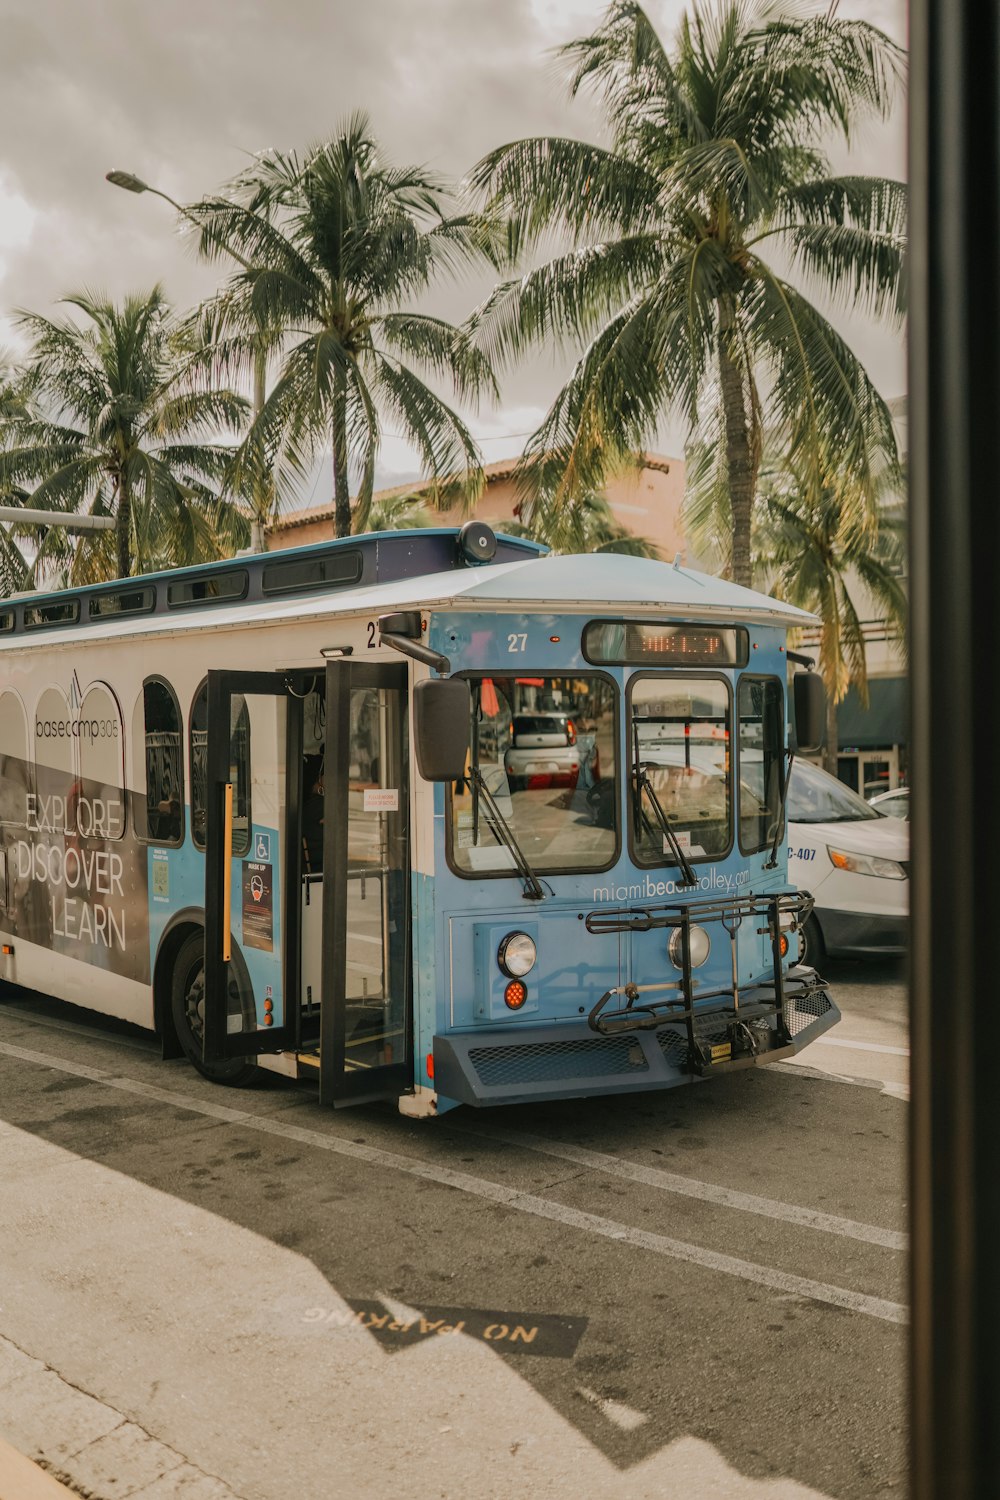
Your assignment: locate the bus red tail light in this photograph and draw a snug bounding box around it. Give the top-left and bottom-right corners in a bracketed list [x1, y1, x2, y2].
[565, 719, 577, 744]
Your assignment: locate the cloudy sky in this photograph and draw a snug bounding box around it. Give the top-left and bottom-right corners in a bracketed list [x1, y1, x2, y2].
[0, 0, 906, 504]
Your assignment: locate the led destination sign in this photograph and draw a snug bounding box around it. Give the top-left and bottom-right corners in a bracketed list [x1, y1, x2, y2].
[583, 621, 749, 667]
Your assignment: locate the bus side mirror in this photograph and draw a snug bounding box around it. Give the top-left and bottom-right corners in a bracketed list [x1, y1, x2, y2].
[413, 678, 471, 781]
[793, 671, 826, 754]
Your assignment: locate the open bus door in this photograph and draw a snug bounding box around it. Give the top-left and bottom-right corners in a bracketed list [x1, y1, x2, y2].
[202, 670, 309, 1062]
[319, 659, 412, 1106]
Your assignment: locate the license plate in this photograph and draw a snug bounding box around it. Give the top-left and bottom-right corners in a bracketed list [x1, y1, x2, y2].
[710, 1041, 732, 1062]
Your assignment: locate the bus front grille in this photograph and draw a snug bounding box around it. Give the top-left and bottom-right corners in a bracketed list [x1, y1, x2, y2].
[784, 990, 835, 1036]
[468, 1034, 649, 1087]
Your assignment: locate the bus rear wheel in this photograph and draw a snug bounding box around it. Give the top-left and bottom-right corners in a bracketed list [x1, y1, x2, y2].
[170, 932, 259, 1087]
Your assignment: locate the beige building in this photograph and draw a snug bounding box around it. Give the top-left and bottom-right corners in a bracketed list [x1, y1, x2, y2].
[266, 452, 687, 559]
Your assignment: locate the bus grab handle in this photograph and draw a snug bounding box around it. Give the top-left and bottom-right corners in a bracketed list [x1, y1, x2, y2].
[222, 783, 233, 962]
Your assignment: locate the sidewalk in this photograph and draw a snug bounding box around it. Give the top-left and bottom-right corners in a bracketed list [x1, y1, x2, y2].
[0, 1337, 241, 1500]
[0, 1433, 82, 1500]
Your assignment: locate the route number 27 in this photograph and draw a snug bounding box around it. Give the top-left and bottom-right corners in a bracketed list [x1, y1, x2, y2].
[507, 633, 527, 653]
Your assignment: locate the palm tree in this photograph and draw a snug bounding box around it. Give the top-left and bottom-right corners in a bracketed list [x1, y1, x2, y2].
[0, 360, 34, 595]
[507, 487, 659, 556]
[0, 289, 251, 581]
[364, 490, 437, 532]
[470, 0, 906, 586]
[349, 471, 660, 555]
[186, 113, 498, 538]
[754, 457, 907, 774]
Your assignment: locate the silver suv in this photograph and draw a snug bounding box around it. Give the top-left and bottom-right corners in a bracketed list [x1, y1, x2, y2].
[504, 713, 581, 790]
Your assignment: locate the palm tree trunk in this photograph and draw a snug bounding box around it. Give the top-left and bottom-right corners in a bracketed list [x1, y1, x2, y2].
[116, 473, 131, 579]
[824, 689, 839, 778]
[250, 345, 269, 551]
[718, 298, 755, 589]
[332, 364, 351, 539]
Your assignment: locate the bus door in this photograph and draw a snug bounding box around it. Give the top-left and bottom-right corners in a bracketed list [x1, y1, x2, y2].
[319, 659, 412, 1106]
[203, 671, 311, 1062]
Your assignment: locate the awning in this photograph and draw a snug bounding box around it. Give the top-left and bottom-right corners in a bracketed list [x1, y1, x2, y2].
[837, 676, 907, 749]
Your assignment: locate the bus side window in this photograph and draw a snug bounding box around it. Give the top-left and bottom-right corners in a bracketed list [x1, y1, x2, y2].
[77, 683, 127, 841]
[189, 681, 251, 856]
[0, 688, 30, 828]
[133, 679, 184, 846]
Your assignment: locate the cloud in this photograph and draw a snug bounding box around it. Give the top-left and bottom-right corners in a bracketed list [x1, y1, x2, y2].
[0, 0, 907, 480]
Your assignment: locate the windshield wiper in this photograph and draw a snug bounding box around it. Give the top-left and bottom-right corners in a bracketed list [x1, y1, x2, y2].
[764, 751, 793, 869]
[631, 722, 698, 887]
[468, 768, 545, 901]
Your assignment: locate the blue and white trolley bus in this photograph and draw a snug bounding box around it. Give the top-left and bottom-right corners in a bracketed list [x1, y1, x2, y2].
[0, 525, 837, 1116]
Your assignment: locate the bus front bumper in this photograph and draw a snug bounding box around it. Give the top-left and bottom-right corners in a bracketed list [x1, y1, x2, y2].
[432, 977, 839, 1109]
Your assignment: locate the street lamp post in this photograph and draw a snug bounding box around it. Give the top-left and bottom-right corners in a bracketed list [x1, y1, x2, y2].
[106, 169, 270, 551]
[0, 507, 114, 533]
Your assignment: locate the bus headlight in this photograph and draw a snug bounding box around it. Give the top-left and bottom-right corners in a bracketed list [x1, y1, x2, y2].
[498, 931, 537, 978]
[668, 925, 711, 969]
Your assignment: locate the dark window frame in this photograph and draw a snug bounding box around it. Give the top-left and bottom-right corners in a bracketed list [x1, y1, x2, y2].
[89, 586, 156, 620]
[167, 571, 249, 610]
[445, 668, 622, 882]
[626, 669, 735, 869]
[735, 673, 786, 856]
[188, 678, 252, 857]
[135, 676, 185, 849]
[260, 551, 363, 597]
[23, 599, 81, 631]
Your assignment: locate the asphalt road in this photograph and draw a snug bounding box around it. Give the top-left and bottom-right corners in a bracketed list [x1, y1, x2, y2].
[0, 958, 908, 1500]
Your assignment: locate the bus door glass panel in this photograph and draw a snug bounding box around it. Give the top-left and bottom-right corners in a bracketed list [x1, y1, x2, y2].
[203, 672, 302, 1062]
[321, 660, 411, 1105]
[299, 679, 326, 1026]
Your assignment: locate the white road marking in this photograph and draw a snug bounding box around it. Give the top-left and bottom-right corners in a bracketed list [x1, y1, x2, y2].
[774, 1059, 911, 1102]
[814, 1036, 909, 1058]
[576, 1387, 649, 1431]
[0, 1038, 907, 1327]
[455, 1126, 907, 1251]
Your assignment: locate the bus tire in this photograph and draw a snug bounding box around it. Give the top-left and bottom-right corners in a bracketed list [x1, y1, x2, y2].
[799, 914, 826, 971]
[169, 931, 259, 1087]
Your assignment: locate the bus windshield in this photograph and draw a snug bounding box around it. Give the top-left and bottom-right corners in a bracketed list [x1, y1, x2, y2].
[629, 676, 731, 864]
[449, 674, 617, 875]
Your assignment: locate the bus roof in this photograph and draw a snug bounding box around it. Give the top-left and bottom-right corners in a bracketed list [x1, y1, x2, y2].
[0, 550, 814, 654]
[0, 527, 543, 641]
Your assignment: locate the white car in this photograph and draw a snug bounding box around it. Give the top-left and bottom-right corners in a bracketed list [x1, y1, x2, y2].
[868, 785, 910, 820]
[787, 760, 908, 964]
